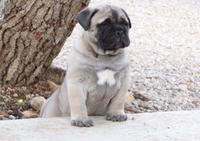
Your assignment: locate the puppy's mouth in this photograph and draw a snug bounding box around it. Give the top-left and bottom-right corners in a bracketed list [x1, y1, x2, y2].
[90, 41, 123, 56]
[101, 41, 128, 52]
[103, 49, 121, 56]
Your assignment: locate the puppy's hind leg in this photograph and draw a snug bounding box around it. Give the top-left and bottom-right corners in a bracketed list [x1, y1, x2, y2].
[40, 90, 61, 117]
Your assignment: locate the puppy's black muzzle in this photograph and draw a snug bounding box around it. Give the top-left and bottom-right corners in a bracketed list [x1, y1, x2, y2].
[115, 29, 130, 49]
[96, 20, 130, 51]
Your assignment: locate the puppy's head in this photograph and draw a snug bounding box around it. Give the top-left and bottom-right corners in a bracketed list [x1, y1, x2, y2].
[76, 5, 131, 55]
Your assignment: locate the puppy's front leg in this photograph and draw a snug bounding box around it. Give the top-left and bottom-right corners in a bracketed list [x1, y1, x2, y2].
[68, 82, 93, 127]
[106, 75, 129, 122]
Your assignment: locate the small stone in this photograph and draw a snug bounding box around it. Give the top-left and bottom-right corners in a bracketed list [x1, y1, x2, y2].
[9, 115, 16, 120]
[7, 110, 13, 114]
[22, 110, 39, 118]
[0, 115, 3, 120]
[30, 96, 46, 111]
[13, 93, 18, 98]
[25, 95, 31, 100]
[22, 86, 27, 91]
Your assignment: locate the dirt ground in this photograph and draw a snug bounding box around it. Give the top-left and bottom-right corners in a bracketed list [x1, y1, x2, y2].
[0, 67, 65, 120]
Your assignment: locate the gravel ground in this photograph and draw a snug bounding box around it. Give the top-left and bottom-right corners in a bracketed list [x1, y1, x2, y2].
[53, 0, 200, 112]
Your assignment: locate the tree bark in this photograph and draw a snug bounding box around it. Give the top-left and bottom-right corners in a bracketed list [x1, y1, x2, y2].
[0, 0, 90, 85]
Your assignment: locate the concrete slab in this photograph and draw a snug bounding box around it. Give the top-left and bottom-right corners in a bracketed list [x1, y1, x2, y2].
[0, 110, 200, 141]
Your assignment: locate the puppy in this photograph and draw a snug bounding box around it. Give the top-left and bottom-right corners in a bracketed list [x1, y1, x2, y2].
[40, 4, 132, 127]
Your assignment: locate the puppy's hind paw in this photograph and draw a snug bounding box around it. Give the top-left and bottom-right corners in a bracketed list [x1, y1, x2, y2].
[106, 114, 127, 122]
[71, 118, 94, 127]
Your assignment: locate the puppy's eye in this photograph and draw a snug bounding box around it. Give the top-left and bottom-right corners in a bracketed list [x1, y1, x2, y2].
[104, 18, 112, 23]
[119, 19, 129, 26]
[123, 22, 129, 26]
[100, 18, 112, 26]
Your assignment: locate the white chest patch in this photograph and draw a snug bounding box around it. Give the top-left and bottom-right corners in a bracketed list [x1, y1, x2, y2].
[97, 69, 116, 86]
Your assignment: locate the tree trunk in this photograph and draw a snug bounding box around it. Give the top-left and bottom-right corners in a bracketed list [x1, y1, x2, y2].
[0, 0, 90, 85]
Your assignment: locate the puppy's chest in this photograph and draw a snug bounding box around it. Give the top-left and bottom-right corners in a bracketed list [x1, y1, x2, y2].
[87, 69, 122, 114]
[88, 69, 121, 99]
[96, 69, 116, 86]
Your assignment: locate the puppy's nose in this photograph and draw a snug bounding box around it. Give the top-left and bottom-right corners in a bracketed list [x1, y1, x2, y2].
[115, 30, 124, 37]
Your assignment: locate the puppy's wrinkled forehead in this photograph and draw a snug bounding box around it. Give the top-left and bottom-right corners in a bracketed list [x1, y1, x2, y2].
[91, 5, 128, 26]
[76, 4, 131, 31]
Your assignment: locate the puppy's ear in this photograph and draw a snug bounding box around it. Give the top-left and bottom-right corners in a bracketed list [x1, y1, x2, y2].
[121, 8, 131, 28]
[76, 7, 98, 31]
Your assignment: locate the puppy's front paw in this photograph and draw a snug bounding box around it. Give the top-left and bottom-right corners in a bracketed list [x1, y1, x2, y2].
[71, 118, 94, 127]
[106, 114, 127, 122]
